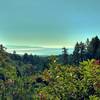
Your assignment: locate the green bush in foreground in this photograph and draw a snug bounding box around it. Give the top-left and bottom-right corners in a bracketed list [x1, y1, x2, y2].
[38, 59, 100, 100]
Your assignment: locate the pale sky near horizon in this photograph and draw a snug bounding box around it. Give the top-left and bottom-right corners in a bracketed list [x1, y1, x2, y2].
[0, 0, 100, 48]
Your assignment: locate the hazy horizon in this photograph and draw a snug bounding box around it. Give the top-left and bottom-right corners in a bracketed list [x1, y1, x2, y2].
[6, 45, 74, 55]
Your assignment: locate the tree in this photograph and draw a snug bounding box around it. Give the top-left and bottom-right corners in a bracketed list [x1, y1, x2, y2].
[22, 53, 29, 64]
[86, 38, 90, 48]
[62, 47, 68, 65]
[10, 50, 22, 61]
[87, 36, 100, 59]
[72, 42, 80, 65]
[96, 45, 100, 59]
[79, 42, 86, 62]
[0, 44, 8, 62]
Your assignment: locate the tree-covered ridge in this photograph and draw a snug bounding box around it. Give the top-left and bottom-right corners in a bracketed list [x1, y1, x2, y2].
[0, 36, 100, 99]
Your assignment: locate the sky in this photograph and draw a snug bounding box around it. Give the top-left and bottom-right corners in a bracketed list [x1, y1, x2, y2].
[0, 0, 100, 48]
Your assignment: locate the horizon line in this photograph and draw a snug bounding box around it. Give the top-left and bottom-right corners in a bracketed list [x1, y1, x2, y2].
[5, 44, 74, 49]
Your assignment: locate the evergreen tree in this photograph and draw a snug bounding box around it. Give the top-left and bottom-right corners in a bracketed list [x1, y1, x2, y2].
[87, 36, 100, 59]
[86, 38, 90, 46]
[72, 42, 80, 65]
[79, 42, 86, 62]
[95, 45, 100, 59]
[10, 50, 22, 61]
[62, 47, 68, 65]
[0, 44, 9, 66]
[22, 53, 29, 64]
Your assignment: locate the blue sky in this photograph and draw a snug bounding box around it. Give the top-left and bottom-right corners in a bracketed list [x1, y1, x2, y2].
[0, 0, 100, 48]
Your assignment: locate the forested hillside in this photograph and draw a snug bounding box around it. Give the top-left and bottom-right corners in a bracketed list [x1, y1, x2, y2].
[0, 36, 100, 99]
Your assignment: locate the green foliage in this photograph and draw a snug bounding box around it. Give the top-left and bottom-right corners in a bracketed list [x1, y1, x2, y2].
[1, 43, 100, 99]
[37, 58, 100, 99]
[89, 95, 100, 100]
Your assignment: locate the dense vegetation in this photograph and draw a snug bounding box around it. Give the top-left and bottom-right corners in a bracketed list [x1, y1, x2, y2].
[0, 36, 100, 100]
